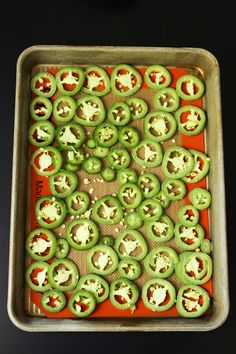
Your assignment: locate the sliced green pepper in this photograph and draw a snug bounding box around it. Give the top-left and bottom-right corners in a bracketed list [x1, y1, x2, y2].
[82, 66, 110, 96]
[48, 258, 79, 292]
[117, 182, 143, 209]
[137, 173, 160, 198]
[200, 239, 212, 254]
[76, 274, 109, 303]
[28, 121, 55, 147]
[49, 170, 78, 198]
[68, 290, 96, 317]
[41, 289, 66, 313]
[100, 167, 116, 182]
[175, 105, 206, 136]
[118, 258, 141, 280]
[107, 148, 131, 170]
[93, 146, 109, 158]
[162, 178, 187, 201]
[117, 168, 137, 184]
[124, 212, 143, 229]
[189, 188, 212, 210]
[144, 111, 177, 142]
[108, 102, 131, 126]
[101, 235, 115, 247]
[35, 196, 67, 229]
[138, 198, 163, 222]
[64, 163, 79, 173]
[25, 261, 51, 292]
[182, 150, 210, 184]
[25, 228, 57, 261]
[114, 229, 148, 261]
[154, 88, 180, 112]
[92, 195, 123, 225]
[30, 96, 52, 121]
[31, 146, 62, 176]
[155, 190, 171, 209]
[55, 66, 85, 96]
[86, 138, 97, 149]
[118, 126, 140, 148]
[93, 122, 118, 147]
[111, 64, 142, 97]
[144, 65, 172, 89]
[74, 95, 105, 126]
[55, 238, 69, 259]
[82, 156, 102, 174]
[161, 146, 194, 179]
[176, 74, 205, 101]
[174, 222, 205, 251]
[65, 148, 85, 166]
[31, 72, 56, 98]
[66, 219, 99, 251]
[55, 123, 86, 151]
[66, 191, 90, 216]
[178, 204, 199, 227]
[145, 214, 174, 243]
[142, 278, 176, 312]
[109, 277, 139, 310]
[132, 140, 163, 168]
[125, 97, 148, 120]
[87, 244, 119, 276]
[176, 284, 210, 318]
[144, 245, 178, 278]
[53, 95, 76, 123]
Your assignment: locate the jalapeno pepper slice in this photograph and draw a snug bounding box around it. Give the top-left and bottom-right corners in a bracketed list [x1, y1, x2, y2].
[142, 278, 176, 312]
[53, 95, 76, 123]
[200, 239, 212, 254]
[74, 95, 105, 126]
[87, 245, 119, 276]
[76, 274, 109, 303]
[30, 96, 52, 121]
[161, 146, 194, 179]
[178, 204, 199, 227]
[176, 74, 205, 101]
[155, 190, 171, 209]
[31, 146, 62, 176]
[111, 64, 142, 97]
[48, 259, 79, 292]
[176, 284, 210, 318]
[82, 156, 102, 174]
[55, 123, 86, 151]
[82, 66, 111, 96]
[175, 251, 212, 285]
[117, 168, 137, 184]
[66, 219, 99, 251]
[66, 191, 90, 216]
[25, 228, 57, 261]
[132, 140, 163, 168]
[93, 146, 109, 158]
[154, 88, 180, 112]
[162, 178, 187, 201]
[49, 170, 78, 198]
[175, 105, 206, 136]
[144, 111, 177, 142]
[55, 238, 69, 259]
[145, 214, 174, 243]
[101, 235, 115, 247]
[125, 97, 148, 120]
[138, 199, 163, 222]
[137, 173, 160, 198]
[114, 229, 148, 261]
[144, 64, 172, 89]
[65, 148, 85, 166]
[110, 277, 139, 310]
[92, 195, 123, 225]
[124, 212, 143, 229]
[55, 66, 85, 96]
[118, 258, 141, 280]
[144, 246, 178, 278]
[101, 167, 116, 182]
[189, 187, 212, 210]
[68, 290, 96, 317]
[41, 289, 66, 313]
[64, 163, 79, 173]
[93, 123, 118, 147]
[118, 126, 140, 148]
[182, 150, 210, 184]
[108, 102, 131, 126]
[107, 148, 131, 170]
[31, 72, 57, 98]
[175, 222, 205, 251]
[86, 138, 97, 149]
[35, 196, 67, 229]
[28, 121, 55, 147]
[117, 182, 143, 209]
[25, 261, 51, 292]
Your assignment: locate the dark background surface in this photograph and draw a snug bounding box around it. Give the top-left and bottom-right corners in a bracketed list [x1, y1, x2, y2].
[0, 1, 235, 353]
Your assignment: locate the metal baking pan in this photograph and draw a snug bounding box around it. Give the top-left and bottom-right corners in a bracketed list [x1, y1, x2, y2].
[8, 45, 229, 331]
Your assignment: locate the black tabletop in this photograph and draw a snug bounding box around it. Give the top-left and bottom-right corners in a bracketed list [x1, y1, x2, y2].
[0, 1, 235, 353]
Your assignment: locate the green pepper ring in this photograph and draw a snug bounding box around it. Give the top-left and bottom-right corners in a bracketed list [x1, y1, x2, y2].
[182, 149, 210, 184]
[25, 261, 51, 292]
[28, 121, 55, 147]
[66, 219, 99, 251]
[109, 277, 139, 310]
[110, 64, 142, 97]
[162, 178, 187, 201]
[117, 182, 143, 209]
[49, 170, 78, 199]
[145, 214, 175, 243]
[107, 102, 131, 126]
[30, 72, 57, 98]
[87, 244, 119, 276]
[144, 245, 178, 278]
[125, 97, 148, 120]
[175, 105, 206, 136]
[118, 257, 141, 280]
[93, 122, 119, 148]
[154, 88, 180, 113]
[137, 173, 161, 198]
[178, 204, 200, 227]
[48, 258, 79, 292]
[76, 273, 109, 303]
[117, 168, 138, 184]
[124, 212, 143, 229]
[176, 74, 205, 101]
[68, 290, 96, 317]
[144, 111, 177, 143]
[35, 196, 67, 229]
[55, 238, 70, 259]
[53, 95, 76, 123]
[138, 198, 163, 222]
[55, 123, 86, 151]
[25, 228, 57, 261]
[107, 148, 131, 170]
[29, 96, 53, 121]
[189, 187, 212, 210]
[74, 95, 106, 127]
[118, 125, 140, 148]
[114, 229, 148, 261]
[174, 222, 205, 251]
[92, 195, 123, 225]
[41, 289, 67, 313]
[55, 66, 85, 96]
[132, 140, 163, 168]
[31, 146, 62, 177]
[82, 65, 111, 97]
[144, 64, 172, 89]
[82, 156, 102, 174]
[161, 146, 194, 179]
[66, 191, 90, 216]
